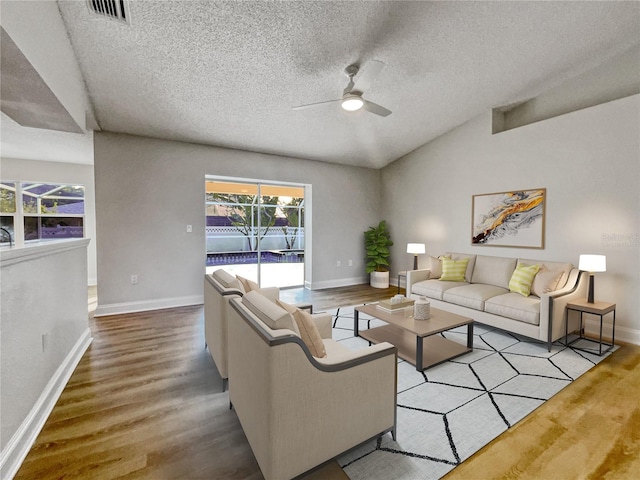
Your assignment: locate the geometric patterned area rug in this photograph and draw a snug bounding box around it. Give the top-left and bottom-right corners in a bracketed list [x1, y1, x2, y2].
[324, 305, 616, 480]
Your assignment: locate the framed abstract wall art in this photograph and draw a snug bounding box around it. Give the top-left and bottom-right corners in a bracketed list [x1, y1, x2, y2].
[471, 188, 546, 248]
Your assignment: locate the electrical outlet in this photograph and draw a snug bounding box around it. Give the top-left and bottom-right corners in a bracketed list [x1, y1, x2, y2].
[348, 259, 353, 266]
[131, 274, 138, 285]
[186, 224, 192, 233]
[337, 260, 341, 267]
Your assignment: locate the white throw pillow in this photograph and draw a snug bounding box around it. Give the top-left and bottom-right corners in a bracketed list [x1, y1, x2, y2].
[531, 268, 563, 297]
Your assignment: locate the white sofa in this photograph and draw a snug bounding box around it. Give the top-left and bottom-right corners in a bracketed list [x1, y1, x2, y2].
[406, 253, 589, 350]
[227, 290, 398, 480]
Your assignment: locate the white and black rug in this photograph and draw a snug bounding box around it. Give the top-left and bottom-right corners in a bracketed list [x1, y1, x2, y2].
[325, 305, 615, 480]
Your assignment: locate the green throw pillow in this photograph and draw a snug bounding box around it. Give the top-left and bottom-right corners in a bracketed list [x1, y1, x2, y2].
[440, 257, 469, 282]
[509, 263, 540, 297]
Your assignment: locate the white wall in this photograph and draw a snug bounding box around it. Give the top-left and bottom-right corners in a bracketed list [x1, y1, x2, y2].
[0, 240, 91, 479]
[0, 158, 97, 284]
[381, 94, 640, 344]
[93, 132, 381, 314]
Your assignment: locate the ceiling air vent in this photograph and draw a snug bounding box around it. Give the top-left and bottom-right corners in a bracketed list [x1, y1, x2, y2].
[87, 0, 130, 24]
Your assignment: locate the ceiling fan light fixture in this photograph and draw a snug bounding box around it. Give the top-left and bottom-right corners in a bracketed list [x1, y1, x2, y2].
[341, 95, 364, 112]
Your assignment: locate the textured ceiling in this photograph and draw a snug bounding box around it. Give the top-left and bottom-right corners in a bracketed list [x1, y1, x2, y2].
[19, 1, 640, 168]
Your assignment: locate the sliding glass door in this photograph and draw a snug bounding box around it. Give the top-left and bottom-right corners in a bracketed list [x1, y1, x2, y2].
[205, 178, 306, 288]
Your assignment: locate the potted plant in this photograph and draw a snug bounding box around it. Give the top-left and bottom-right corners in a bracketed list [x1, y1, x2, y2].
[364, 220, 393, 288]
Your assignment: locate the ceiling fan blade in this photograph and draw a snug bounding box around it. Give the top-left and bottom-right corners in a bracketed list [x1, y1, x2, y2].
[292, 99, 341, 110]
[352, 60, 385, 93]
[363, 100, 392, 117]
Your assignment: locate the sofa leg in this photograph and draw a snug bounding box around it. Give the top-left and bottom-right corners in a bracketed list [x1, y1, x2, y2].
[229, 401, 233, 410]
[391, 427, 397, 442]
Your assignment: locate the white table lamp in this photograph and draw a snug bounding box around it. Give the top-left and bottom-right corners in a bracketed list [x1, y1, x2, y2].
[578, 254, 606, 303]
[407, 243, 426, 270]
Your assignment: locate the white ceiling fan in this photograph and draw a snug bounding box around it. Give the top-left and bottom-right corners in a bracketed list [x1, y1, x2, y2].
[292, 60, 391, 117]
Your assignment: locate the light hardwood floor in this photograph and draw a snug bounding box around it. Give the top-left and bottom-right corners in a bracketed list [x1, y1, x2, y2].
[15, 285, 640, 479]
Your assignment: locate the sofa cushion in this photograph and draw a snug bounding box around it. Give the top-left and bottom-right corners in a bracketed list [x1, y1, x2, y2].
[471, 255, 517, 289]
[440, 257, 469, 282]
[519, 258, 573, 289]
[212, 269, 240, 289]
[443, 284, 509, 311]
[412, 279, 467, 300]
[509, 263, 540, 297]
[293, 309, 327, 358]
[446, 253, 476, 282]
[426, 255, 444, 279]
[531, 267, 563, 297]
[485, 293, 540, 325]
[242, 290, 297, 332]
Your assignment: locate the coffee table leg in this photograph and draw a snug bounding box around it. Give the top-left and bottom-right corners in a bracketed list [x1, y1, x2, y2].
[467, 322, 474, 349]
[416, 336, 424, 371]
[354, 309, 359, 337]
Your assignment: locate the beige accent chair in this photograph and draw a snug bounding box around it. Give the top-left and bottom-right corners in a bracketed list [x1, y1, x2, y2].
[204, 269, 280, 390]
[204, 269, 311, 390]
[228, 291, 397, 480]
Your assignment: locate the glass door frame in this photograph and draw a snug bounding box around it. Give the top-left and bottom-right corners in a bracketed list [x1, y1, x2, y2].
[205, 175, 311, 289]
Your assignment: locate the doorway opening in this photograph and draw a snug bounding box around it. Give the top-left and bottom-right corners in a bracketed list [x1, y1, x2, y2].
[205, 177, 309, 288]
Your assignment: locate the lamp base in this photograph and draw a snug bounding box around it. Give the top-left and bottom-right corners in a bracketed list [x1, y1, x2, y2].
[413, 256, 418, 271]
[587, 274, 595, 303]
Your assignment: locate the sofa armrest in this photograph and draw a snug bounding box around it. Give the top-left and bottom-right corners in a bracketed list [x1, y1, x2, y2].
[538, 269, 589, 347]
[406, 269, 430, 297]
[311, 313, 333, 339]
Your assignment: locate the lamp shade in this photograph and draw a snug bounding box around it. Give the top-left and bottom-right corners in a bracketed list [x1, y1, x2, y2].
[579, 254, 606, 273]
[407, 243, 426, 254]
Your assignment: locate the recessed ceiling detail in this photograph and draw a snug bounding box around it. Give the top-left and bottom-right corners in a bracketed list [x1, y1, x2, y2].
[87, 0, 130, 24]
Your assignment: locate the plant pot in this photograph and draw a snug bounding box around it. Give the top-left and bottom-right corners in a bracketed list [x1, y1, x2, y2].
[370, 271, 390, 289]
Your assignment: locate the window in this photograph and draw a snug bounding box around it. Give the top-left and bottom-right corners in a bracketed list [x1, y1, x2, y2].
[0, 181, 85, 245]
[0, 182, 16, 245]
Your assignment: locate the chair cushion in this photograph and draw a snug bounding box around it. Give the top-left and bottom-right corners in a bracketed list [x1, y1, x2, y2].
[293, 309, 327, 358]
[412, 279, 467, 300]
[471, 255, 517, 289]
[237, 275, 259, 293]
[443, 284, 509, 311]
[273, 299, 302, 335]
[242, 290, 296, 332]
[440, 258, 469, 282]
[509, 263, 541, 297]
[531, 267, 563, 297]
[485, 293, 541, 325]
[212, 269, 240, 289]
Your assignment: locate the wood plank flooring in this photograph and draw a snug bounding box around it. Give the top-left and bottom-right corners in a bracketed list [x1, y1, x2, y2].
[14, 284, 640, 479]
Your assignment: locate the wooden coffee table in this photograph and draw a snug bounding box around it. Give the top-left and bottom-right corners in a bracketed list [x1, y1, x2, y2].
[354, 303, 473, 371]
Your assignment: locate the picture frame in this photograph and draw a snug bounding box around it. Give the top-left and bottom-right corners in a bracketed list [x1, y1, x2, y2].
[471, 188, 546, 249]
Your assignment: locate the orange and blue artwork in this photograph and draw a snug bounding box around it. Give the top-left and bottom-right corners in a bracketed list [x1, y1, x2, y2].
[472, 188, 545, 248]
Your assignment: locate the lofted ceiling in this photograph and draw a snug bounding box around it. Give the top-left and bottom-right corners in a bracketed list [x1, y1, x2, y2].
[4, 1, 640, 169]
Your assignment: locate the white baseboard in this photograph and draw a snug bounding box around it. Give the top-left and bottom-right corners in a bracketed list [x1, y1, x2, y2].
[94, 294, 204, 317]
[309, 276, 368, 290]
[585, 319, 640, 346]
[0, 329, 93, 480]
